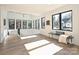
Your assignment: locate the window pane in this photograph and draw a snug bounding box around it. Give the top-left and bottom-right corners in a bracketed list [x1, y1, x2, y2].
[23, 20, 27, 29]
[33, 20, 35, 29]
[41, 17, 45, 29]
[9, 19, 15, 29]
[16, 20, 21, 29]
[52, 14, 60, 30]
[38, 19, 40, 29]
[61, 11, 72, 31]
[35, 20, 37, 29]
[28, 20, 32, 29]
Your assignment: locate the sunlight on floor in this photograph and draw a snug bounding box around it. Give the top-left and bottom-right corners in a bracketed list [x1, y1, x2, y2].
[21, 35, 37, 40]
[24, 39, 63, 55]
[28, 43, 63, 55]
[24, 39, 49, 50]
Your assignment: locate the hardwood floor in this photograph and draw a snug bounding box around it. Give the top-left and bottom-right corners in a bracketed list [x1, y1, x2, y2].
[0, 34, 79, 55]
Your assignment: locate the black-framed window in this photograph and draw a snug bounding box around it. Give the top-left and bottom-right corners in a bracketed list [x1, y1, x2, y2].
[52, 14, 60, 30]
[41, 17, 45, 29]
[9, 19, 15, 29]
[38, 19, 40, 29]
[16, 20, 21, 29]
[52, 10, 72, 31]
[27, 20, 32, 29]
[35, 20, 38, 29]
[32, 19, 40, 29]
[32, 20, 35, 29]
[61, 11, 72, 31]
[23, 20, 27, 29]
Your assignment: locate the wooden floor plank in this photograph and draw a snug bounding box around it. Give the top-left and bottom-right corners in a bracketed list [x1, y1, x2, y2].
[0, 34, 79, 55]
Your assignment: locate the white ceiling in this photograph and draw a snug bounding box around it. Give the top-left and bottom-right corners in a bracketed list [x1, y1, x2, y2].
[1, 4, 65, 15]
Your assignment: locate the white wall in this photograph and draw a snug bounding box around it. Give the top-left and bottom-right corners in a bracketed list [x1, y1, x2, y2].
[40, 4, 79, 46]
[0, 6, 8, 43]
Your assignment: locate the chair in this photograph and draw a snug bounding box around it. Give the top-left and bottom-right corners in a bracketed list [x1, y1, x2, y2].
[59, 31, 72, 44]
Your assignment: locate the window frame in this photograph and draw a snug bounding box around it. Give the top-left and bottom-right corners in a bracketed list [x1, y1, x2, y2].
[23, 20, 27, 29]
[16, 19, 21, 29]
[52, 10, 72, 31]
[8, 19, 15, 29]
[41, 17, 45, 29]
[52, 13, 61, 30]
[60, 10, 72, 31]
[27, 20, 32, 29]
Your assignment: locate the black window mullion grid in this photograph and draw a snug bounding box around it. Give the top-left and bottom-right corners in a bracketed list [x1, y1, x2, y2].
[52, 10, 72, 31]
[60, 13, 61, 30]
